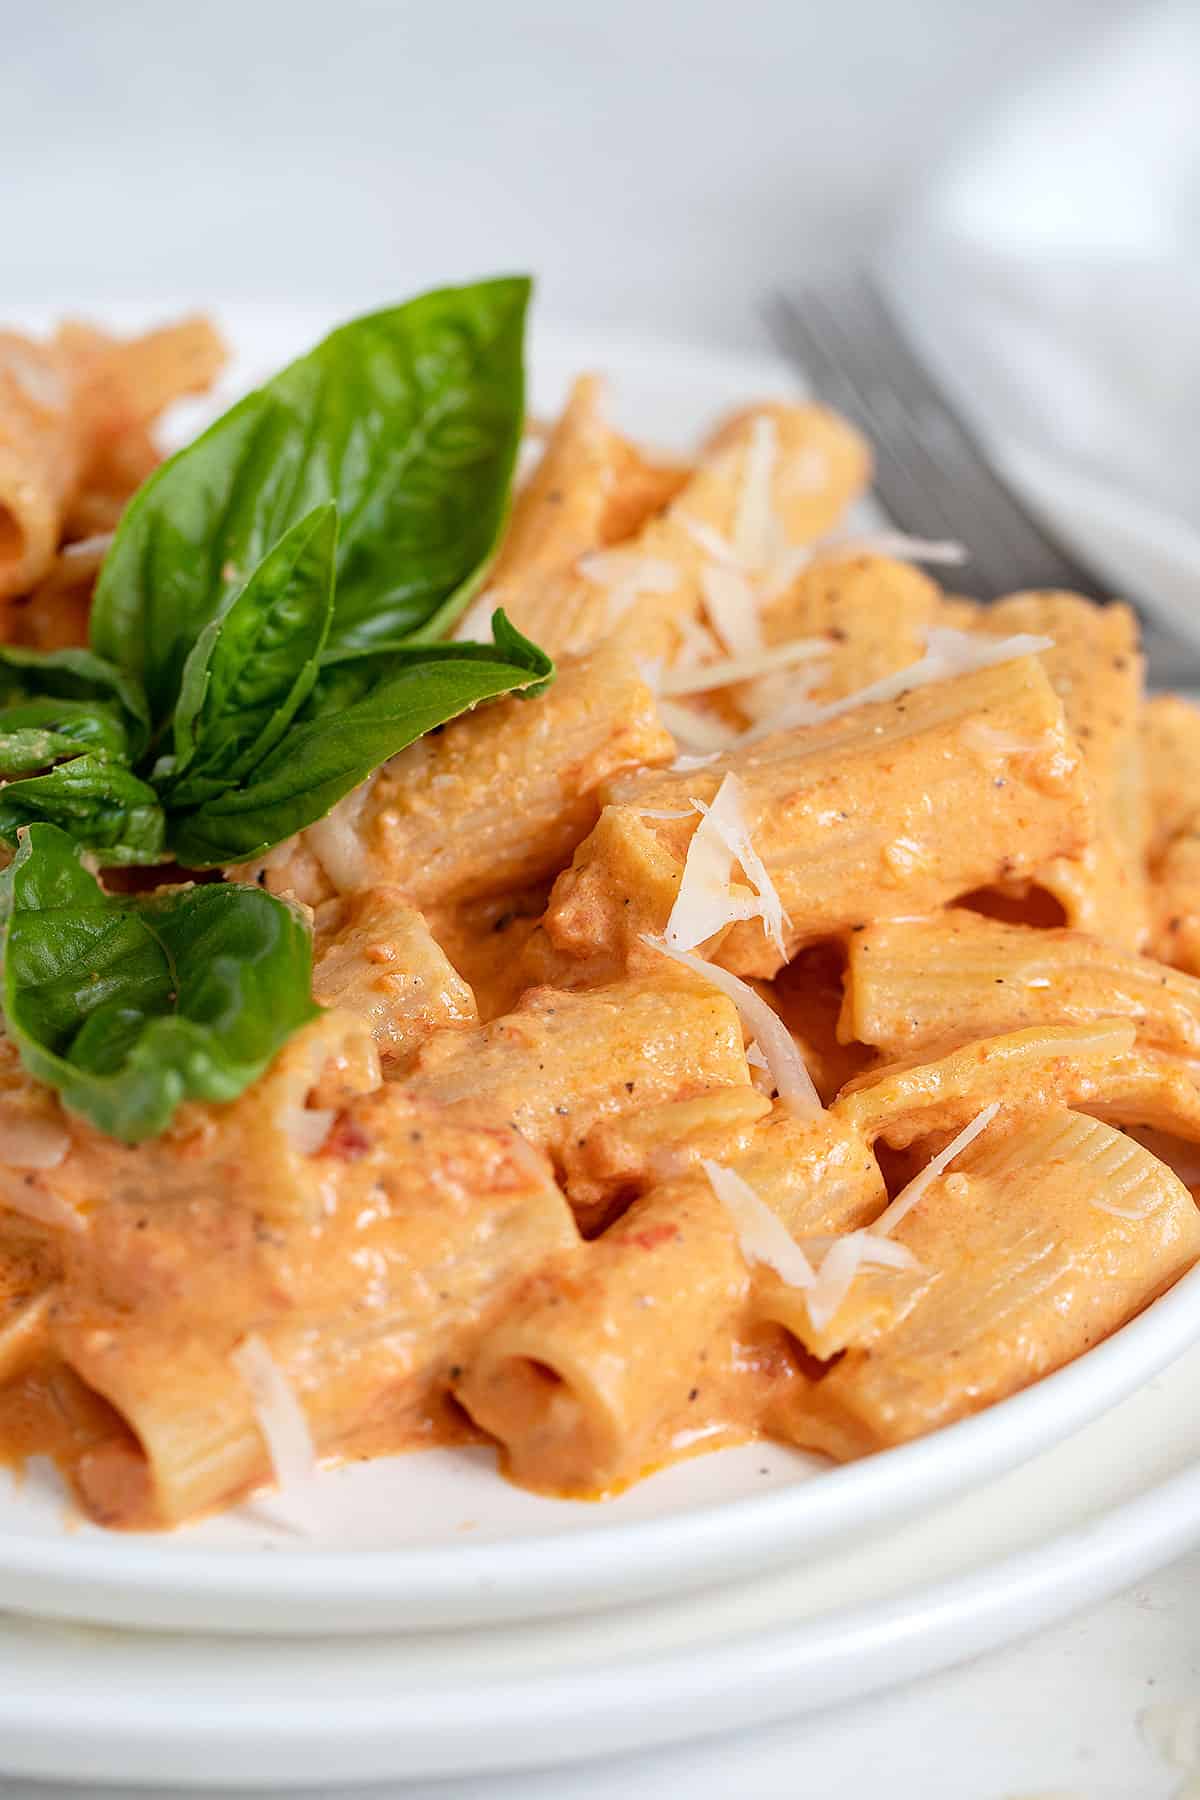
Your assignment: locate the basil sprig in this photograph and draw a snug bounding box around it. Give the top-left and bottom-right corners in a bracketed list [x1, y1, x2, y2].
[0, 276, 550, 870]
[91, 276, 531, 724]
[2, 825, 319, 1142]
[0, 277, 554, 1141]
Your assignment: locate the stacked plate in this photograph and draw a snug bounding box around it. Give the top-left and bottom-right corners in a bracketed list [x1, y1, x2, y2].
[2, 315, 1198, 1788]
[0, 1270, 1198, 1787]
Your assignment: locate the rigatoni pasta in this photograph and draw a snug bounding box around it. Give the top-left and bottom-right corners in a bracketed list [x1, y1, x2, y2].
[0, 296, 1196, 1532]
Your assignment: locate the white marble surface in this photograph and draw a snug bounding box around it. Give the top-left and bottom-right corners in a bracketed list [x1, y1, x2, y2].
[5, 3, 1197, 1794]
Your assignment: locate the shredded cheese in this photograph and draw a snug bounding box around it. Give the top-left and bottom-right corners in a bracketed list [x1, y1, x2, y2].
[802, 1230, 922, 1333]
[644, 934, 822, 1118]
[731, 415, 778, 567]
[679, 516, 737, 566]
[702, 1158, 816, 1288]
[744, 626, 1054, 740]
[821, 530, 967, 567]
[659, 638, 828, 698]
[873, 1102, 1002, 1238]
[700, 562, 763, 657]
[673, 613, 723, 666]
[231, 1334, 318, 1504]
[656, 699, 741, 753]
[665, 773, 787, 958]
[683, 773, 789, 958]
[578, 551, 679, 625]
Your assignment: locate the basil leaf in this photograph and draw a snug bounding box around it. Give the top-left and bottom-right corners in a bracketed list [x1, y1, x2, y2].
[0, 729, 115, 776]
[0, 699, 132, 773]
[92, 277, 530, 725]
[164, 503, 337, 808]
[2, 824, 319, 1143]
[0, 755, 165, 864]
[0, 646, 150, 758]
[169, 610, 553, 867]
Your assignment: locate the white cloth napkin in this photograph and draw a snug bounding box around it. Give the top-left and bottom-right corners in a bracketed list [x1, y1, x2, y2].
[883, 1, 1200, 652]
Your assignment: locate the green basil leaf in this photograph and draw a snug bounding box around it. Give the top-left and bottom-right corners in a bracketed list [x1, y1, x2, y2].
[0, 646, 150, 758]
[164, 503, 337, 808]
[92, 278, 530, 726]
[169, 610, 553, 867]
[2, 824, 319, 1143]
[0, 729, 114, 776]
[0, 698, 132, 774]
[0, 755, 165, 864]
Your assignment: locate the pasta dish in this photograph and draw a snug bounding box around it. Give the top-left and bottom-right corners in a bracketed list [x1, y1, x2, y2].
[0, 279, 1197, 1531]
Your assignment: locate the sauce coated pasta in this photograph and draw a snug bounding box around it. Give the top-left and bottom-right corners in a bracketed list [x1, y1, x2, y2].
[0, 289, 1197, 1530]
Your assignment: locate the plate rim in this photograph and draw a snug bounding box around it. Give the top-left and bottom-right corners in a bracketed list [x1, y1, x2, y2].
[0, 1400, 1196, 1786]
[0, 1260, 1195, 1632]
[0, 306, 1194, 1637]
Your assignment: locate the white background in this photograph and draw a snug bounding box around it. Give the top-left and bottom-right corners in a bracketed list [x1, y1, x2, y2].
[6, 0, 1131, 344]
[4, 3, 1197, 1796]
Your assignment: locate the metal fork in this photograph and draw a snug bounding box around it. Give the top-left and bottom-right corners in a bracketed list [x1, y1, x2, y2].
[767, 273, 1189, 683]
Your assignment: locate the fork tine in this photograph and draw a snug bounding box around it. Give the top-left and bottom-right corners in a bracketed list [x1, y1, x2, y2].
[814, 280, 1053, 597]
[784, 288, 975, 549]
[768, 279, 1109, 601]
[857, 278, 1098, 593]
[772, 287, 1029, 593]
[767, 276, 1200, 686]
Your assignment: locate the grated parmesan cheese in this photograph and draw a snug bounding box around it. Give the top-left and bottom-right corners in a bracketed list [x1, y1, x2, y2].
[802, 1229, 922, 1334]
[692, 775, 789, 957]
[873, 1102, 1002, 1238]
[744, 626, 1054, 740]
[819, 530, 967, 568]
[656, 700, 741, 754]
[700, 562, 763, 657]
[659, 637, 828, 699]
[644, 934, 822, 1118]
[673, 614, 723, 669]
[231, 1334, 318, 1515]
[665, 773, 788, 958]
[679, 516, 738, 566]
[702, 1158, 816, 1288]
[578, 551, 679, 625]
[731, 415, 778, 568]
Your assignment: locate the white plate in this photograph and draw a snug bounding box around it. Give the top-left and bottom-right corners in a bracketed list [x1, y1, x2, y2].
[0, 306, 1196, 1640]
[2, 1335, 1199, 1789]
